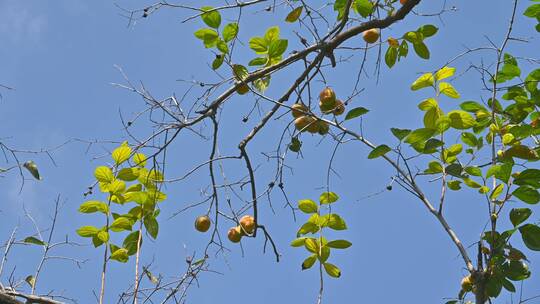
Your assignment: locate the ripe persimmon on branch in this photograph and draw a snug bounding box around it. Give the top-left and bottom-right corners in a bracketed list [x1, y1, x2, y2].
[2, 1, 540, 304]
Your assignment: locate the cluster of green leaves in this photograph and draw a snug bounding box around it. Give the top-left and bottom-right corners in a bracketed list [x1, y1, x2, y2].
[76, 142, 166, 263]
[385, 24, 438, 68]
[387, 63, 540, 300]
[291, 192, 352, 278]
[334, 0, 411, 20]
[193, 6, 239, 70]
[334, 0, 375, 20]
[248, 26, 288, 68]
[524, 1, 540, 32]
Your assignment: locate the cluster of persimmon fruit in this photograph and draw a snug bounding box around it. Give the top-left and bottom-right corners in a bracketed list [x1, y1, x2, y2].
[194, 214, 256, 243]
[292, 87, 345, 135]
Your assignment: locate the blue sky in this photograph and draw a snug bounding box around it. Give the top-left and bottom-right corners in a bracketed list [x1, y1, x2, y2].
[1, 0, 539, 303]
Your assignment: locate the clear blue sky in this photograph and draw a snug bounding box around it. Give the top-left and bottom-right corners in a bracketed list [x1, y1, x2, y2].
[1, 0, 539, 303]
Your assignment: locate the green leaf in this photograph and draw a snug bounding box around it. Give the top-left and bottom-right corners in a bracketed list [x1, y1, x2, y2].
[446, 163, 463, 177]
[144, 216, 159, 239]
[505, 145, 539, 160]
[423, 107, 441, 129]
[519, 224, 540, 251]
[319, 192, 339, 204]
[425, 161, 443, 174]
[133, 153, 147, 167]
[25, 275, 35, 288]
[486, 276, 503, 297]
[111, 248, 129, 263]
[504, 260, 531, 281]
[447, 180, 462, 190]
[424, 138, 444, 153]
[319, 246, 330, 262]
[79, 201, 109, 214]
[327, 240, 352, 249]
[418, 98, 438, 111]
[200, 6, 221, 29]
[404, 128, 436, 144]
[460, 101, 487, 113]
[439, 82, 460, 99]
[248, 57, 267, 66]
[291, 237, 307, 247]
[355, 0, 374, 17]
[212, 56, 224, 70]
[323, 262, 341, 278]
[461, 132, 478, 147]
[510, 208, 532, 227]
[76, 226, 100, 238]
[23, 236, 46, 246]
[464, 165, 481, 177]
[390, 128, 411, 141]
[514, 169, 540, 187]
[117, 168, 139, 181]
[194, 28, 219, 48]
[23, 161, 41, 180]
[512, 186, 540, 204]
[301, 254, 317, 270]
[403, 31, 422, 43]
[298, 199, 319, 214]
[398, 40, 408, 58]
[524, 4, 540, 18]
[94, 166, 114, 183]
[110, 217, 133, 232]
[253, 76, 271, 92]
[502, 279, 516, 292]
[418, 24, 438, 38]
[324, 214, 347, 230]
[463, 177, 481, 189]
[410, 73, 434, 90]
[344, 107, 369, 120]
[112, 145, 131, 165]
[304, 238, 318, 253]
[108, 180, 126, 195]
[368, 144, 391, 159]
[434, 66, 455, 81]
[222, 23, 239, 42]
[285, 6, 303, 22]
[97, 231, 109, 243]
[413, 41, 430, 59]
[496, 162, 513, 184]
[123, 231, 141, 255]
[447, 110, 475, 129]
[264, 26, 280, 43]
[525, 69, 540, 93]
[232, 64, 249, 81]
[92, 234, 104, 248]
[385, 46, 398, 68]
[297, 222, 319, 236]
[490, 184, 504, 201]
[268, 39, 288, 58]
[216, 40, 228, 53]
[334, 0, 348, 20]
